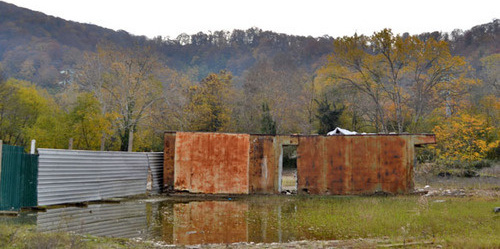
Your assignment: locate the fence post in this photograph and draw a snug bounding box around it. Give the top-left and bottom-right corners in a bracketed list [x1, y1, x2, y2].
[30, 139, 36, 154]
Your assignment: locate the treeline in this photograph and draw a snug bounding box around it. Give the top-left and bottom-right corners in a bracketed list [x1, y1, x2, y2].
[0, 1, 498, 164]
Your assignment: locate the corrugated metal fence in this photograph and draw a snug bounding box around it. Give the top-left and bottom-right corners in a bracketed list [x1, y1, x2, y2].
[38, 149, 163, 206]
[0, 144, 38, 211]
[146, 153, 164, 193]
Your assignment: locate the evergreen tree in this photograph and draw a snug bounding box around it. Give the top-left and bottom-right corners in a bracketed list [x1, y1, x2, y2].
[315, 97, 344, 135]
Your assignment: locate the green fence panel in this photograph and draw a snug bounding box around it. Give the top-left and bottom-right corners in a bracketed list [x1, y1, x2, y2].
[0, 145, 23, 210]
[0, 145, 38, 211]
[21, 154, 38, 208]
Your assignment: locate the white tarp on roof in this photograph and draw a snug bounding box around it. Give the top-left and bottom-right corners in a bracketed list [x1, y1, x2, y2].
[327, 127, 357, 135]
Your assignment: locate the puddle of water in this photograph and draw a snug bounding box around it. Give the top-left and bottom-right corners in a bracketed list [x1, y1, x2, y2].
[1, 196, 357, 245]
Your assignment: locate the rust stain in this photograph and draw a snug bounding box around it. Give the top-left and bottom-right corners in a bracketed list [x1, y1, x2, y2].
[324, 136, 350, 194]
[163, 132, 176, 190]
[249, 136, 278, 194]
[173, 201, 248, 245]
[174, 132, 250, 194]
[297, 136, 324, 194]
[413, 134, 437, 146]
[296, 135, 434, 195]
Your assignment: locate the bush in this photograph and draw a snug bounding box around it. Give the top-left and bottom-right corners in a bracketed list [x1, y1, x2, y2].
[433, 159, 493, 177]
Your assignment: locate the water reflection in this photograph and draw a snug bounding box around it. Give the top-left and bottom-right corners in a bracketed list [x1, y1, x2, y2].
[173, 201, 248, 244]
[37, 202, 148, 238]
[3, 198, 311, 245]
[153, 199, 302, 244]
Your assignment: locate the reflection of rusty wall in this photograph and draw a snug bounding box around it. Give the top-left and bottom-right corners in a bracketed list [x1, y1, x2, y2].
[174, 132, 250, 194]
[297, 135, 435, 195]
[173, 201, 248, 244]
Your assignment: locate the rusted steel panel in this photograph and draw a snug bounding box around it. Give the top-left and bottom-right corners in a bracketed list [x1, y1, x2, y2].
[163, 132, 176, 190]
[277, 135, 299, 146]
[173, 201, 248, 245]
[249, 136, 278, 194]
[351, 136, 381, 194]
[173, 132, 192, 191]
[413, 134, 436, 146]
[297, 135, 416, 195]
[324, 136, 351, 194]
[297, 136, 325, 194]
[378, 136, 407, 193]
[174, 132, 250, 194]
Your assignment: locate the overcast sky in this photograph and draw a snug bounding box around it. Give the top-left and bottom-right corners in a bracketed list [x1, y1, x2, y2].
[4, 0, 499, 39]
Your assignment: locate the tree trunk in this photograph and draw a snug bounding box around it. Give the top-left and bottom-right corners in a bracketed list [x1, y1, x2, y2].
[128, 130, 134, 152]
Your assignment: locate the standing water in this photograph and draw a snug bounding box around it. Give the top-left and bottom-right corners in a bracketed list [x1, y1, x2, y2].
[3, 195, 498, 246]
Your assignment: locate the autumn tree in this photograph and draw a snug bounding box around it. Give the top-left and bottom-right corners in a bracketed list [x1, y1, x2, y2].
[0, 78, 73, 149]
[67, 93, 113, 150]
[185, 70, 235, 132]
[318, 29, 473, 133]
[76, 44, 162, 151]
[433, 112, 499, 162]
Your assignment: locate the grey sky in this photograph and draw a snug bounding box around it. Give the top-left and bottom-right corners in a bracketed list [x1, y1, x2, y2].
[4, 0, 499, 38]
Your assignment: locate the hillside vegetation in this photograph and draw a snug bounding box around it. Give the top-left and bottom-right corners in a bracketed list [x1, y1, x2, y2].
[0, 1, 498, 167]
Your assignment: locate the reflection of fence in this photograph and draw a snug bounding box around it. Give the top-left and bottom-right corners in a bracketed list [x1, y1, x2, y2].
[37, 202, 147, 238]
[38, 149, 163, 206]
[0, 144, 38, 211]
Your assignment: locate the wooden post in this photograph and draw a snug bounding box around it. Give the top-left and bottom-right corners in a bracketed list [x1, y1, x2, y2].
[68, 138, 73, 150]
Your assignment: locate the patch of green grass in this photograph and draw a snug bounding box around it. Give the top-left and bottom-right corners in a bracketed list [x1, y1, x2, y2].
[245, 195, 500, 248]
[0, 223, 156, 249]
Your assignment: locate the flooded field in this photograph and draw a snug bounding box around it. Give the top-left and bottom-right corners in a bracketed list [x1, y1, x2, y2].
[2, 194, 499, 247]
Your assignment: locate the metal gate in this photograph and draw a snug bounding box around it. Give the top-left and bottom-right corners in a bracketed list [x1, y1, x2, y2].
[0, 144, 38, 211]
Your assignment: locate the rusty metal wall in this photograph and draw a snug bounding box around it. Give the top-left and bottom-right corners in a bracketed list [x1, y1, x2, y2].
[163, 132, 176, 190]
[165, 132, 434, 195]
[297, 135, 434, 195]
[174, 132, 250, 194]
[249, 135, 278, 194]
[37, 149, 156, 206]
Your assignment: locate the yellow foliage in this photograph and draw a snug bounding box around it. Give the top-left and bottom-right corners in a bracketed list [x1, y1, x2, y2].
[316, 29, 473, 133]
[432, 112, 499, 162]
[185, 71, 235, 132]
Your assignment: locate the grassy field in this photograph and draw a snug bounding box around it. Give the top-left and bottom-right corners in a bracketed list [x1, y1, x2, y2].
[245, 194, 500, 248]
[0, 223, 160, 249]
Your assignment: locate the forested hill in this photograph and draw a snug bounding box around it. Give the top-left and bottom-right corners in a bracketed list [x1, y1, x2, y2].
[0, 1, 335, 86]
[2, 0, 497, 89]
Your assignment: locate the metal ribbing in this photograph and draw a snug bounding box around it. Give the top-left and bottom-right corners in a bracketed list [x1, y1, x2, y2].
[146, 152, 164, 194]
[37, 202, 147, 238]
[37, 149, 150, 206]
